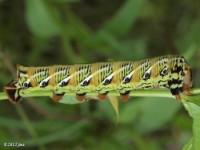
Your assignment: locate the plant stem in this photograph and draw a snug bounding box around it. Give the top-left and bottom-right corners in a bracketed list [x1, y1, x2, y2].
[0, 92, 8, 100]
[0, 88, 200, 101]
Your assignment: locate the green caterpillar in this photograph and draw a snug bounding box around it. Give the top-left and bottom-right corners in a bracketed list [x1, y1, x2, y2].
[4, 55, 193, 103]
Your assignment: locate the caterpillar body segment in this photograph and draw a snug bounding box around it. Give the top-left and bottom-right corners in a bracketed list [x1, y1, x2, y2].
[4, 55, 193, 103]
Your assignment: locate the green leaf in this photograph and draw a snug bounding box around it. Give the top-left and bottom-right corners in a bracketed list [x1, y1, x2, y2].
[183, 138, 193, 150]
[177, 18, 200, 50]
[24, 120, 88, 146]
[97, 31, 147, 59]
[181, 94, 200, 107]
[53, 0, 79, 3]
[182, 101, 200, 150]
[108, 96, 119, 122]
[102, 0, 145, 37]
[120, 97, 181, 133]
[59, 95, 84, 104]
[119, 99, 141, 124]
[25, 0, 61, 38]
[97, 99, 119, 122]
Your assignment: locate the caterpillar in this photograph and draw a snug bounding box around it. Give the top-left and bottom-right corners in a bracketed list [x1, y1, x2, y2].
[4, 55, 192, 103]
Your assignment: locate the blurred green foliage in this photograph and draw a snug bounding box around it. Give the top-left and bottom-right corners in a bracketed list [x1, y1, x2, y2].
[0, 0, 200, 149]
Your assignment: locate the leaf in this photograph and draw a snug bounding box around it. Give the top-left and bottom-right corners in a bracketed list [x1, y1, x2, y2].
[120, 97, 181, 133]
[177, 18, 200, 51]
[182, 101, 200, 150]
[119, 99, 141, 124]
[181, 94, 200, 107]
[183, 138, 193, 150]
[108, 96, 119, 122]
[102, 0, 145, 37]
[97, 31, 147, 59]
[53, 0, 79, 3]
[136, 98, 181, 133]
[59, 95, 84, 104]
[25, 0, 61, 38]
[24, 120, 88, 146]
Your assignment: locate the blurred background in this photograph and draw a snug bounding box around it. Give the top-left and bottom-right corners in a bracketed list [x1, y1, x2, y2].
[0, 0, 200, 149]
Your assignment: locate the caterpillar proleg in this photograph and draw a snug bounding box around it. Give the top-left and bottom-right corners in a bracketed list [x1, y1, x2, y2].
[4, 55, 193, 103]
